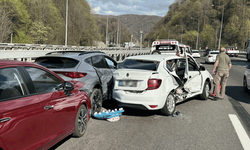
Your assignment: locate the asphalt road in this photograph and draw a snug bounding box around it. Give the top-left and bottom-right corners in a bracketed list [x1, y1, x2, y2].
[52, 55, 250, 150]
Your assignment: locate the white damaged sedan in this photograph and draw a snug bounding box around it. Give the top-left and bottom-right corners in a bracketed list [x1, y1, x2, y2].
[113, 54, 213, 116]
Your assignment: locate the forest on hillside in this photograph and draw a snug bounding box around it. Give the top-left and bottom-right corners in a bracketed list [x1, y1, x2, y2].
[145, 0, 250, 50]
[0, 0, 138, 46]
[0, 0, 100, 46]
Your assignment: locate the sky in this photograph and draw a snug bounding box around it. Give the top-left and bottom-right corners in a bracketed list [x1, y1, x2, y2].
[86, 0, 176, 17]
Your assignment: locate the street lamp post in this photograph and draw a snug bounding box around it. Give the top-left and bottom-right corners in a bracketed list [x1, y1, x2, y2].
[130, 34, 133, 49]
[65, 0, 68, 46]
[218, 5, 224, 50]
[106, 15, 109, 46]
[191, 17, 199, 50]
[176, 25, 183, 44]
[140, 31, 143, 50]
[10, 33, 13, 43]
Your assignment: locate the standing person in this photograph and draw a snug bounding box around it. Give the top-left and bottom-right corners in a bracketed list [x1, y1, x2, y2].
[212, 47, 232, 100]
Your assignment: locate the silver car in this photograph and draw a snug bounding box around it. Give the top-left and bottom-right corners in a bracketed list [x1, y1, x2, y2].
[35, 51, 117, 115]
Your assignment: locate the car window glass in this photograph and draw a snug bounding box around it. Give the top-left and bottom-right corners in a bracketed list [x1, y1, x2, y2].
[35, 57, 79, 69]
[0, 68, 26, 100]
[120, 59, 159, 71]
[156, 45, 177, 51]
[166, 59, 177, 72]
[25, 67, 63, 93]
[188, 57, 198, 71]
[105, 57, 116, 69]
[92, 55, 108, 68]
[85, 57, 92, 65]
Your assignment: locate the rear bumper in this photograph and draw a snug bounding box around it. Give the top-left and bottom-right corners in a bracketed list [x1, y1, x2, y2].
[113, 89, 167, 110]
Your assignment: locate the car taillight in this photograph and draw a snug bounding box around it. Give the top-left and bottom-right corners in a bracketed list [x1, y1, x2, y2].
[147, 79, 162, 90]
[55, 72, 87, 78]
[177, 51, 180, 57]
[208, 55, 212, 57]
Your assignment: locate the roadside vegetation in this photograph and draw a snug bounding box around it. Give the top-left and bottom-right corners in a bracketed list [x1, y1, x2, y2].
[145, 0, 250, 50]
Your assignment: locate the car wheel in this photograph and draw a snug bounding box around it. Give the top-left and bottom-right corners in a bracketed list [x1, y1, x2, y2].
[72, 105, 88, 137]
[90, 88, 103, 116]
[243, 77, 249, 93]
[200, 81, 210, 100]
[161, 93, 176, 116]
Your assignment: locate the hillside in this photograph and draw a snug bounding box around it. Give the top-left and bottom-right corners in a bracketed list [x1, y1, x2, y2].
[95, 14, 162, 41]
[145, 0, 250, 49]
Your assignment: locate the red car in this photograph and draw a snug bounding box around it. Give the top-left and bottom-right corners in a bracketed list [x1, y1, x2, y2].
[0, 60, 91, 150]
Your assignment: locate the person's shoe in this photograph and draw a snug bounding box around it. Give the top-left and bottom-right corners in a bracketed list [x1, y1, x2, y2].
[213, 97, 220, 101]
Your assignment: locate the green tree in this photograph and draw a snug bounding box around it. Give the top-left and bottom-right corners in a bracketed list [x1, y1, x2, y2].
[201, 24, 215, 48]
[30, 21, 51, 44]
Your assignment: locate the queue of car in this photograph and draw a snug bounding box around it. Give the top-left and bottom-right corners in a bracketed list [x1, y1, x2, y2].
[2, 40, 247, 149]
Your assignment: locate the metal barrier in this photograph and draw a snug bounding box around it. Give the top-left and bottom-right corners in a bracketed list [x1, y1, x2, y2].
[0, 43, 151, 62]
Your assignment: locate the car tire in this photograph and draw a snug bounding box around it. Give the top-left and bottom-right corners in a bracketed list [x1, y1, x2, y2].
[243, 77, 249, 93]
[247, 54, 250, 62]
[152, 50, 160, 55]
[72, 105, 88, 137]
[200, 81, 210, 100]
[161, 93, 176, 116]
[90, 88, 103, 116]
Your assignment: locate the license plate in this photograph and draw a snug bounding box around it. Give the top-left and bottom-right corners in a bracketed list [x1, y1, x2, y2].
[118, 80, 137, 87]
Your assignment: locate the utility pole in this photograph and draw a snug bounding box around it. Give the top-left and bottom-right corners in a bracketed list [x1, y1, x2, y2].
[65, 0, 68, 46]
[196, 19, 199, 50]
[106, 15, 108, 46]
[218, 5, 224, 50]
[140, 31, 143, 50]
[10, 33, 13, 43]
[117, 20, 119, 47]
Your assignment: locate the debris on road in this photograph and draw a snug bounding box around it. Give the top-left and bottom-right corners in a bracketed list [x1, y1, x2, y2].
[93, 108, 124, 122]
[172, 111, 182, 117]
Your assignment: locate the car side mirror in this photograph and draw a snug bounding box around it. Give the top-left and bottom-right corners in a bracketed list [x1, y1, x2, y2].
[200, 66, 205, 71]
[63, 81, 74, 95]
[246, 65, 250, 69]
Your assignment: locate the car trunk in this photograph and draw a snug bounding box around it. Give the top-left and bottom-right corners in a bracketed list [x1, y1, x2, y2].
[113, 69, 159, 91]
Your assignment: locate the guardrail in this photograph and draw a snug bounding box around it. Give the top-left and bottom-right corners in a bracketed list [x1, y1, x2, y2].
[0, 43, 151, 62]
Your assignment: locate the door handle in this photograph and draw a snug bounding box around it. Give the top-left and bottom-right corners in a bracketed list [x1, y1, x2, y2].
[0, 117, 11, 123]
[44, 105, 54, 110]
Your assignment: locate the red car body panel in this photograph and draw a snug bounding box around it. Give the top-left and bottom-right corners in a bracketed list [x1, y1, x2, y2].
[0, 60, 91, 150]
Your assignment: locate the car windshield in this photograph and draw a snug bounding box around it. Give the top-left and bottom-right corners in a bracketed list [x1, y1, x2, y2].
[210, 52, 219, 54]
[192, 51, 199, 53]
[35, 57, 79, 69]
[119, 59, 159, 71]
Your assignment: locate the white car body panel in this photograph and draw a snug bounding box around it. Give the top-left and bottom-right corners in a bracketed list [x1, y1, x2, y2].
[113, 54, 213, 110]
[205, 51, 220, 63]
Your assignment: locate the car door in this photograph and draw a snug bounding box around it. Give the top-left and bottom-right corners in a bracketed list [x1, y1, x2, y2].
[92, 55, 113, 96]
[23, 67, 78, 147]
[0, 67, 44, 150]
[183, 57, 203, 93]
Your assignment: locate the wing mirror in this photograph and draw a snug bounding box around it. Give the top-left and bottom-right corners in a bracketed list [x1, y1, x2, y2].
[199, 65, 206, 71]
[63, 81, 74, 95]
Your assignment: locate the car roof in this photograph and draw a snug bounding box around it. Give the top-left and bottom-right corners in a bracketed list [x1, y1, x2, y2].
[36, 51, 107, 60]
[209, 51, 219, 53]
[0, 60, 36, 67]
[125, 54, 183, 61]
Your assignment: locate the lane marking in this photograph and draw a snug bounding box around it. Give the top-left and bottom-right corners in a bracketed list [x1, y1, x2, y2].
[229, 114, 250, 150]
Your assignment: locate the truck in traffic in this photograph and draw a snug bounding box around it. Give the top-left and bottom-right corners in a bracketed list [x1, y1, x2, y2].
[151, 39, 180, 56]
[225, 46, 239, 57]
